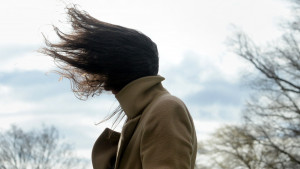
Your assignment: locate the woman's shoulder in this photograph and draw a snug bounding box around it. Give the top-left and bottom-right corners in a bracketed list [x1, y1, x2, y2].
[153, 93, 187, 110]
[140, 92, 196, 139]
[143, 92, 190, 121]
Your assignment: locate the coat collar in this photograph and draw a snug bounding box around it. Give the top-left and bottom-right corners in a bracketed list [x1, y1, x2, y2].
[115, 75, 166, 119]
[114, 75, 167, 169]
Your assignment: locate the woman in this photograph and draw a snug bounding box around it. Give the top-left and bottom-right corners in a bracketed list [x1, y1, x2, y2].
[41, 6, 197, 169]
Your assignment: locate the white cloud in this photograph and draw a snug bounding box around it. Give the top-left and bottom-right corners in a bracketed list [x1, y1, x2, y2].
[0, 84, 40, 114]
[0, 101, 38, 114]
[0, 51, 55, 73]
[0, 85, 11, 95]
[0, 115, 37, 131]
[193, 120, 223, 140]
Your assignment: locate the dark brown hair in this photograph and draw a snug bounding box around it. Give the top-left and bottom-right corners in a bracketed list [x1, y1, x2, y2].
[41, 6, 159, 100]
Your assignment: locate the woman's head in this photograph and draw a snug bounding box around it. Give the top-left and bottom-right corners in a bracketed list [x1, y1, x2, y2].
[41, 6, 159, 99]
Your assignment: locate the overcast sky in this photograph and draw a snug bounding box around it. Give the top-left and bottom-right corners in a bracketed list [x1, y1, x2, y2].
[0, 0, 293, 166]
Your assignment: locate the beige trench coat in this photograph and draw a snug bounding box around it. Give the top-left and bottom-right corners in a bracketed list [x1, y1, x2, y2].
[92, 76, 197, 169]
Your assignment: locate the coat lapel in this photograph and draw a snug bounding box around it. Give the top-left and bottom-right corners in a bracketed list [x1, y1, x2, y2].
[92, 128, 120, 169]
[114, 115, 141, 169]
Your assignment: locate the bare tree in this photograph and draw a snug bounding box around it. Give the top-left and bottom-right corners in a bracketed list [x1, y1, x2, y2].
[229, 11, 300, 169]
[196, 125, 298, 169]
[0, 125, 87, 169]
[196, 1, 300, 169]
[196, 125, 257, 169]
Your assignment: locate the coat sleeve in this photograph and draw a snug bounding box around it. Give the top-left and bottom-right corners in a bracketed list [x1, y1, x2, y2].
[140, 98, 195, 169]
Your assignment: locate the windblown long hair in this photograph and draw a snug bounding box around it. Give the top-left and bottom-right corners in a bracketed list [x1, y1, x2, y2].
[41, 6, 159, 100]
